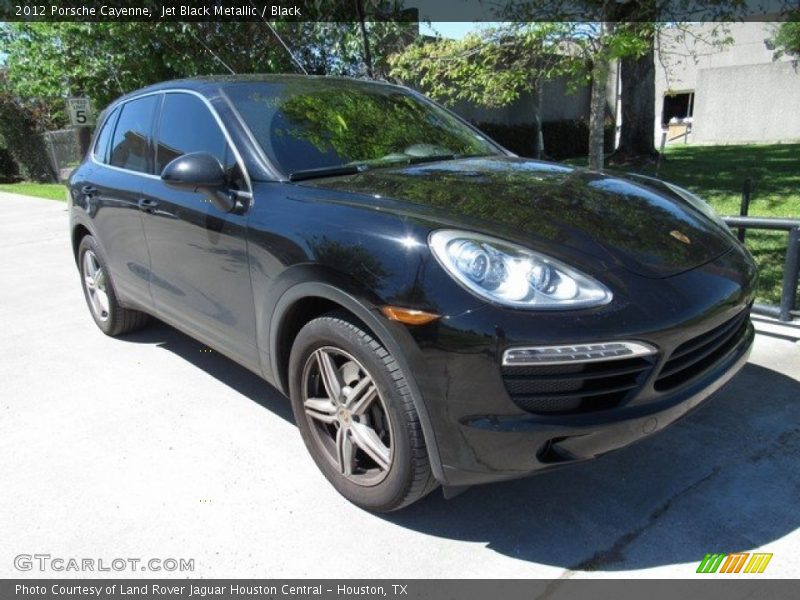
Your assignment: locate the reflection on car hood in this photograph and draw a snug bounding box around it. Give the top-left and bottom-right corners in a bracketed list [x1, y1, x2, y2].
[299, 156, 734, 279]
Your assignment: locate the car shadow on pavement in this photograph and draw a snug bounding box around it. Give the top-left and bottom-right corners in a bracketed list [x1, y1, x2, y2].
[122, 320, 294, 424]
[383, 363, 800, 573]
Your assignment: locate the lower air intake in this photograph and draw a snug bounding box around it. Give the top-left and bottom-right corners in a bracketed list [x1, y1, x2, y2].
[502, 356, 655, 415]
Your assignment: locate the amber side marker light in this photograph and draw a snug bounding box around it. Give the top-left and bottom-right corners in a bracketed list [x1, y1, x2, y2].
[381, 306, 440, 325]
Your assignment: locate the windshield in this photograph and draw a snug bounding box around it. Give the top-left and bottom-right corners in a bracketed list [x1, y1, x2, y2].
[222, 79, 502, 177]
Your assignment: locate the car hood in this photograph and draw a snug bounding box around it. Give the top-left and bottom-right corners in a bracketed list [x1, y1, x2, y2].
[299, 156, 734, 279]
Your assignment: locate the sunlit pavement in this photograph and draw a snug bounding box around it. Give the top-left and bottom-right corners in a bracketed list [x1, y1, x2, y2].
[1, 191, 798, 579]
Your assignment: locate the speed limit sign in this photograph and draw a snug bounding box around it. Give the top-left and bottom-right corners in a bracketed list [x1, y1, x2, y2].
[67, 97, 94, 127]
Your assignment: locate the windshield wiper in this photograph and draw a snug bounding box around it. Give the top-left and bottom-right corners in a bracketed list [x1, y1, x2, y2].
[366, 153, 493, 170]
[406, 153, 493, 165]
[289, 153, 493, 181]
[405, 154, 459, 165]
[288, 164, 369, 182]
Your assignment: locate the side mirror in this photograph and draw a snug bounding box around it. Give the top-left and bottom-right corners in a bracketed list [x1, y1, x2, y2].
[161, 152, 236, 213]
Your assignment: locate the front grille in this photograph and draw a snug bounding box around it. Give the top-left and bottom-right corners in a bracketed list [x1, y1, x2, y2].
[502, 357, 654, 415]
[654, 310, 750, 391]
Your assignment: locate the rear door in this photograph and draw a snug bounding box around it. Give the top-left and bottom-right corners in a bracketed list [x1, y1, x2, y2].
[138, 91, 259, 371]
[86, 95, 158, 310]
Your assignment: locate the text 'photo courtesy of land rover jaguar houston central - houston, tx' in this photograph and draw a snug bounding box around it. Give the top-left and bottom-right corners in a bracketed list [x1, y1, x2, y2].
[68, 75, 757, 511]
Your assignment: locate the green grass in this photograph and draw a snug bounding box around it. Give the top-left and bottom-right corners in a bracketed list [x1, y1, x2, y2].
[629, 143, 800, 219]
[743, 230, 792, 307]
[0, 182, 67, 201]
[569, 143, 800, 307]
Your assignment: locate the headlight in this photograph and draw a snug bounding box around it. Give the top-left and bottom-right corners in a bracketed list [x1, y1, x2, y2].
[429, 230, 612, 309]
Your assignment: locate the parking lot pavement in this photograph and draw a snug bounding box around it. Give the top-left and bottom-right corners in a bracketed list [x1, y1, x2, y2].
[1, 191, 799, 579]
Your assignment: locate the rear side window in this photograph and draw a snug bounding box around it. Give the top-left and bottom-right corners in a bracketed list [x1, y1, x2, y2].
[155, 93, 245, 190]
[110, 96, 158, 173]
[92, 107, 119, 163]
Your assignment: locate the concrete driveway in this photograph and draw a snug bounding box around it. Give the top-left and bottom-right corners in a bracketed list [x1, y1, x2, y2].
[1, 191, 799, 579]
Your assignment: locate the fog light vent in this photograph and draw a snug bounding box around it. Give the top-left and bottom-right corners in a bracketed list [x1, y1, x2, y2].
[503, 341, 656, 366]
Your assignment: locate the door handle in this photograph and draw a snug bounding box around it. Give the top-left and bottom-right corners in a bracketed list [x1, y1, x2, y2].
[137, 198, 159, 213]
[81, 185, 97, 196]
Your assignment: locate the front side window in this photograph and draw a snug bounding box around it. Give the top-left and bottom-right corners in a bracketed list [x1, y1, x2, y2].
[92, 106, 119, 164]
[110, 95, 158, 173]
[223, 81, 500, 176]
[155, 93, 244, 190]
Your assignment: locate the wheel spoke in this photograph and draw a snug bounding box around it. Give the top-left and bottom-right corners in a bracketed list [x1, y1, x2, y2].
[304, 397, 338, 425]
[94, 268, 106, 290]
[87, 253, 100, 277]
[347, 378, 377, 415]
[336, 426, 354, 476]
[315, 349, 343, 402]
[83, 254, 94, 280]
[94, 288, 110, 314]
[349, 421, 391, 471]
[84, 275, 96, 290]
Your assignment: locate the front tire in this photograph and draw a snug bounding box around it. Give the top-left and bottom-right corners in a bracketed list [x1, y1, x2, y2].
[78, 235, 149, 336]
[288, 312, 436, 511]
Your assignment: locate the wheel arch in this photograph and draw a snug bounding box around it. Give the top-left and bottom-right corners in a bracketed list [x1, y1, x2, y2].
[71, 223, 92, 264]
[267, 279, 446, 483]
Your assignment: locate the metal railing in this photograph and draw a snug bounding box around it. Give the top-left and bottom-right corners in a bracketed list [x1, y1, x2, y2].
[722, 215, 800, 322]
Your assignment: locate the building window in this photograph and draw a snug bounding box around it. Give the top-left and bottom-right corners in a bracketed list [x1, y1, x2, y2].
[662, 91, 694, 127]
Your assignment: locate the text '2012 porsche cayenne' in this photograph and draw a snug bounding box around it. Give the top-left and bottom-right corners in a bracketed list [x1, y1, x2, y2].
[69, 75, 757, 511]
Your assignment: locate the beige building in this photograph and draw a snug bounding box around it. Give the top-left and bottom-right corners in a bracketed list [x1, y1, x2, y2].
[655, 21, 800, 145]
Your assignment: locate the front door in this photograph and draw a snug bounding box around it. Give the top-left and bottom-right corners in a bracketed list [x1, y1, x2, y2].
[139, 91, 258, 371]
[89, 96, 159, 309]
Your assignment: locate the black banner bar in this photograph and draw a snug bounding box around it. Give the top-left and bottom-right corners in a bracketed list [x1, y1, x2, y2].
[3, 579, 800, 600]
[0, 0, 796, 23]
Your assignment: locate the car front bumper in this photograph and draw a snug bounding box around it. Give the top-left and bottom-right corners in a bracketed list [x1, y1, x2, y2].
[440, 321, 753, 486]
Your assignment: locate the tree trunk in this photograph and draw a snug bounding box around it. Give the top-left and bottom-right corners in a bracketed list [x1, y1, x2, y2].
[532, 84, 544, 159]
[612, 42, 659, 165]
[355, 0, 374, 78]
[606, 1, 659, 166]
[588, 26, 610, 170]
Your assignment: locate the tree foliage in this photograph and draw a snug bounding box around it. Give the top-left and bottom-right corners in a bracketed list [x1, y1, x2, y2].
[390, 23, 582, 108]
[0, 16, 416, 181]
[771, 10, 800, 59]
[0, 19, 416, 128]
[0, 73, 57, 182]
[0, 22, 281, 124]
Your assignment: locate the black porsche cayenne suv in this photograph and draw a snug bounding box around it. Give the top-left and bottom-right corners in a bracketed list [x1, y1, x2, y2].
[69, 75, 757, 511]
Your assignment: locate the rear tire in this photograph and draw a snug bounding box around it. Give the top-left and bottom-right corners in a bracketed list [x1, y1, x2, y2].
[288, 311, 436, 511]
[78, 235, 149, 336]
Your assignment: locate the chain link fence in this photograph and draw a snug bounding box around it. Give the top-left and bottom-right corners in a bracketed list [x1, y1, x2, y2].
[43, 128, 85, 182]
